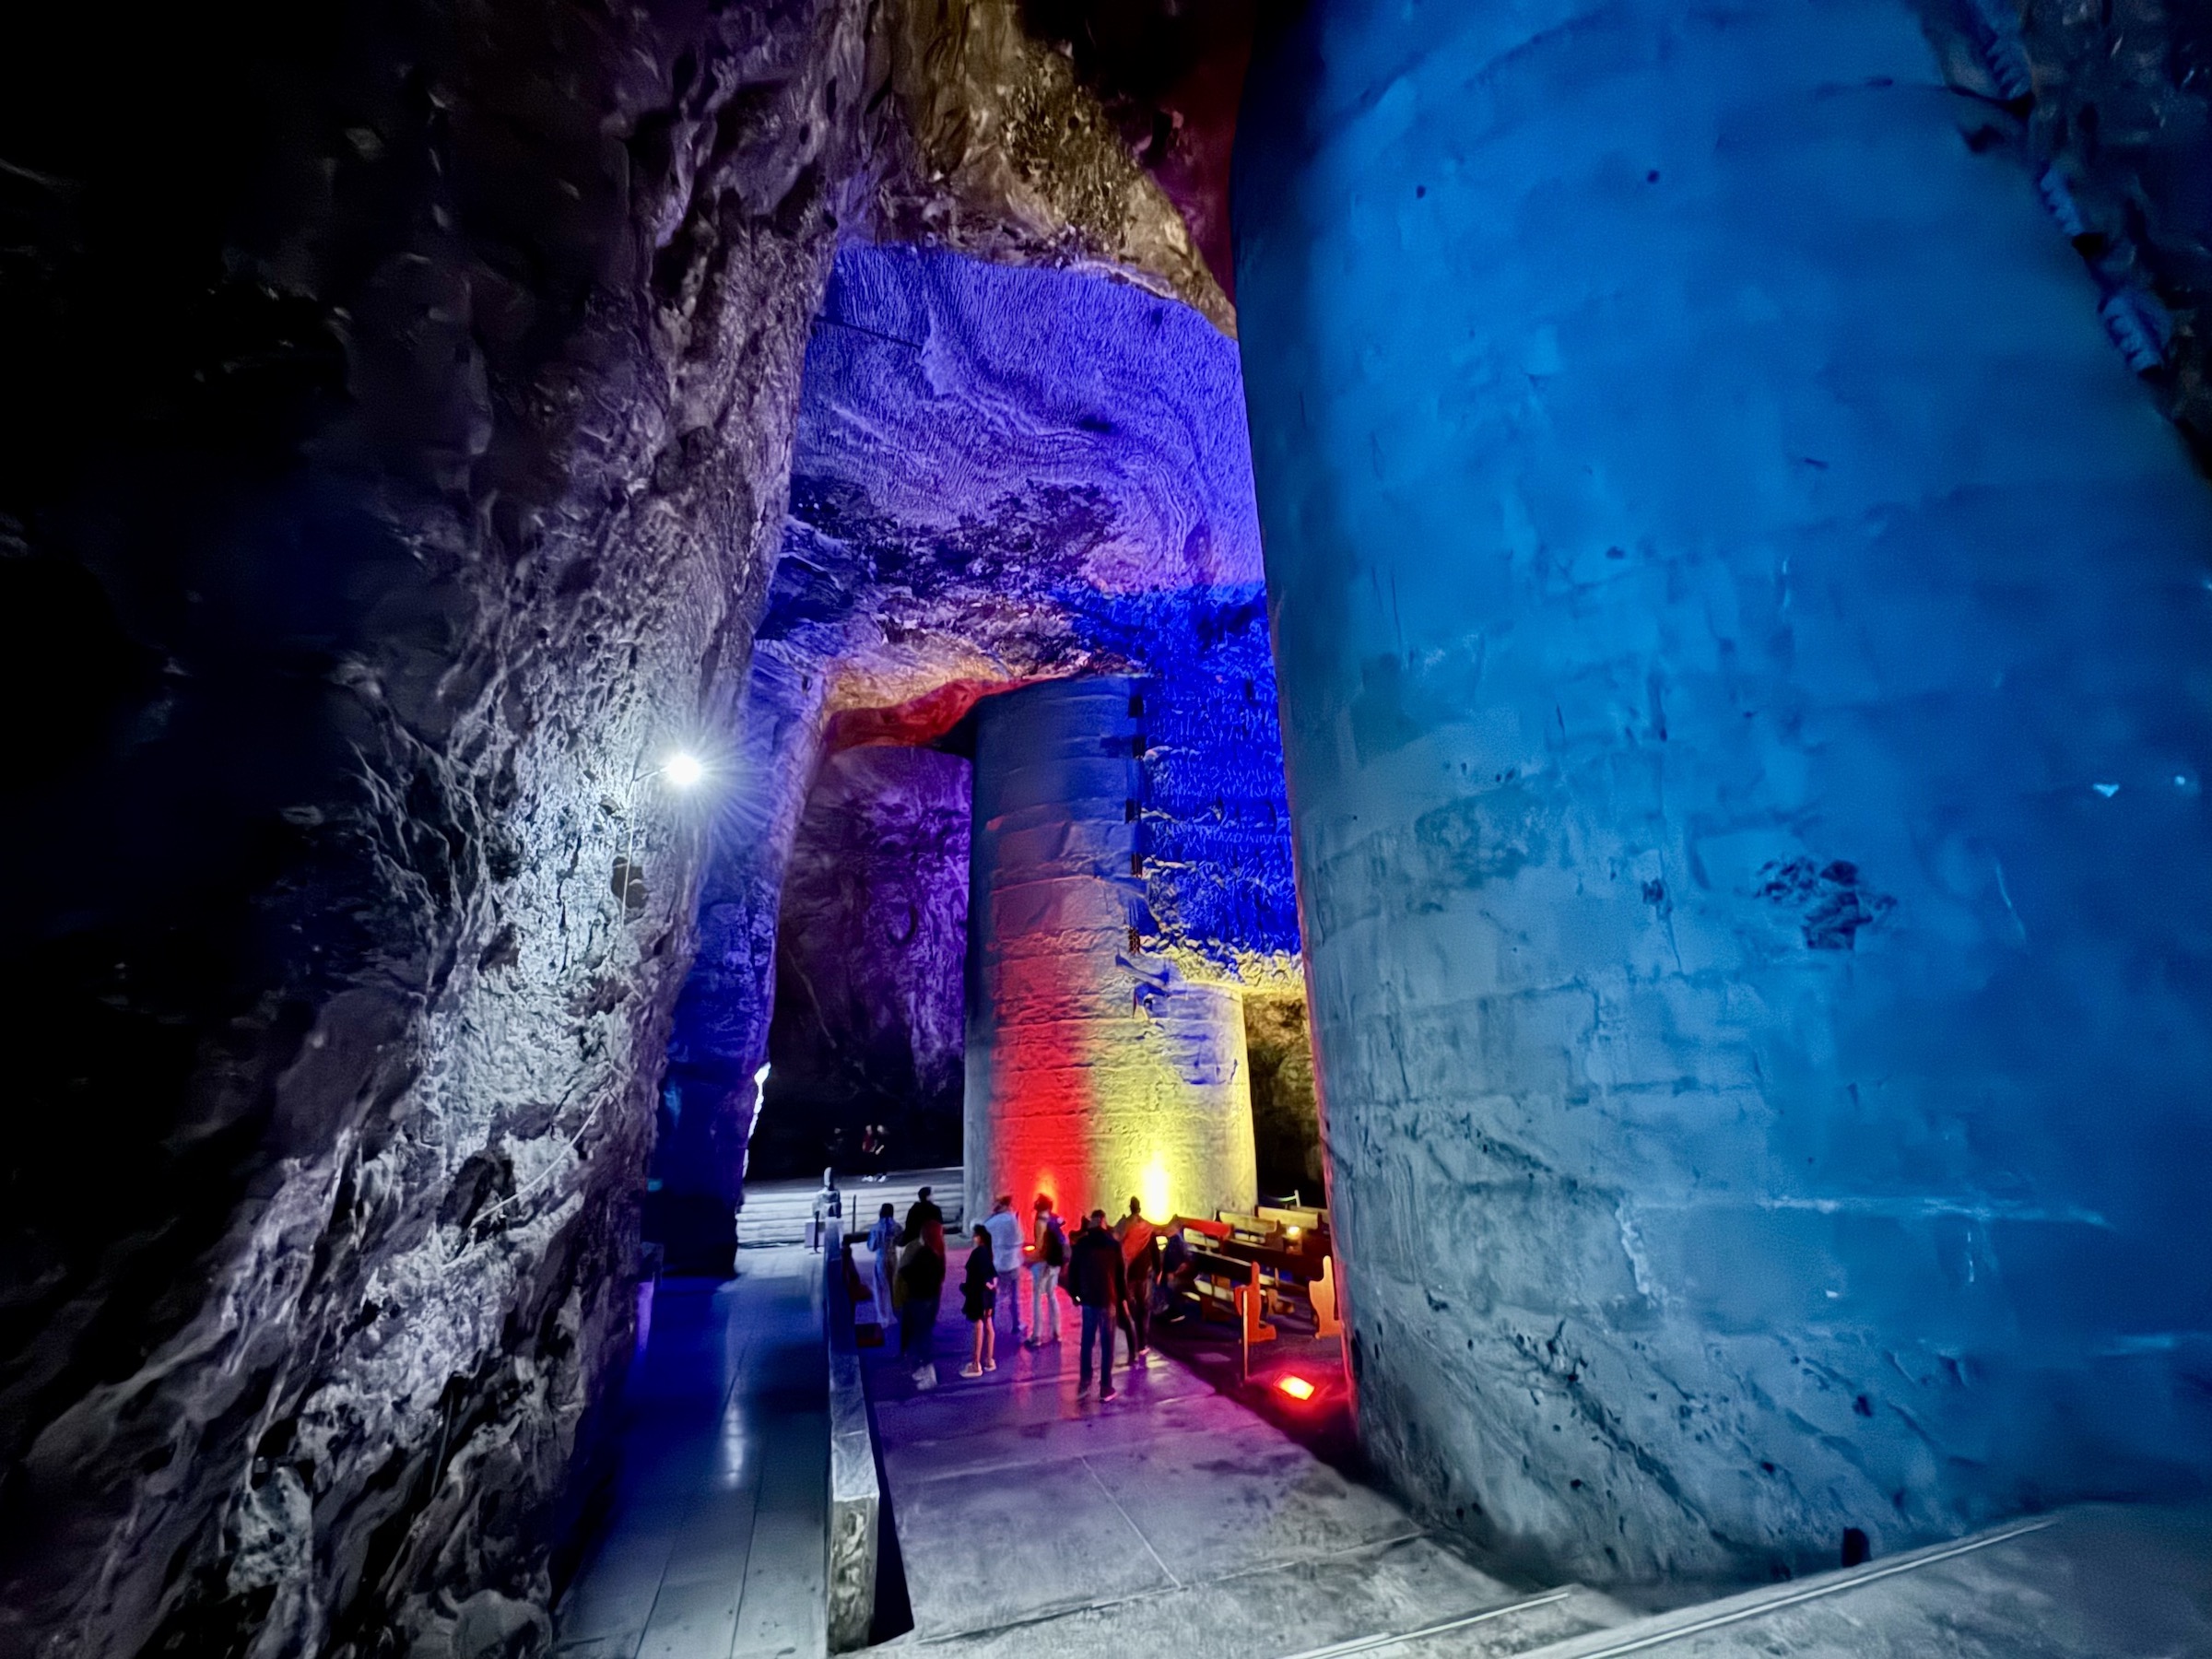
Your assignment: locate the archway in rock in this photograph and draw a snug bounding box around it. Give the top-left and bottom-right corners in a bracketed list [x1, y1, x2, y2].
[653, 243, 1306, 1255]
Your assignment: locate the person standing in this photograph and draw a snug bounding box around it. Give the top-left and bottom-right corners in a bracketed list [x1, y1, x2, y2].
[982, 1194, 1026, 1345]
[959, 1224, 999, 1378]
[905, 1184, 947, 1265]
[1026, 1194, 1066, 1347]
[1112, 1195, 1159, 1361]
[1068, 1209, 1129, 1401]
[896, 1227, 946, 1390]
[866, 1202, 898, 1331]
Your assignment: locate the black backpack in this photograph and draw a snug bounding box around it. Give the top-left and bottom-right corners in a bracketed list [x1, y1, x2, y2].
[1042, 1217, 1067, 1268]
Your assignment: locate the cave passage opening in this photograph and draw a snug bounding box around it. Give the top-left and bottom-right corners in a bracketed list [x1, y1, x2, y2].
[753, 742, 972, 1182]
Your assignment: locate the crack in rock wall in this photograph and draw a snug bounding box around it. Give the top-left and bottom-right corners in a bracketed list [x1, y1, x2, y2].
[1237, 0, 2212, 1591]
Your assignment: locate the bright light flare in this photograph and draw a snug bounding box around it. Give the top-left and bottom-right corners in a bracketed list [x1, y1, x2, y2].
[1140, 1158, 1172, 1223]
[663, 751, 705, 788]
[1277, 1375, 1317, 1402]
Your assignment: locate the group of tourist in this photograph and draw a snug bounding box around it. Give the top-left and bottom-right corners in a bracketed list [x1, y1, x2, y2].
[866, 1186, 1166, 1397]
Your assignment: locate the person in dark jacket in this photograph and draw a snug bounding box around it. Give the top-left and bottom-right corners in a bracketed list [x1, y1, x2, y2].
[905, 1185, 946, 1265]
[1066, 1209, 1129, 1400]
[959, 1224, 998, 1378]
[896, 1229, 947, 1390]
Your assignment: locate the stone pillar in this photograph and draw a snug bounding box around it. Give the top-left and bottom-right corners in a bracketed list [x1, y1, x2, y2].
[1236, 0, 2212, 1583]
[965, 676, 1257, 1227]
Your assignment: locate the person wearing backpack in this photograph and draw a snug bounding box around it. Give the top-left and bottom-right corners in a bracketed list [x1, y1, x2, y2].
[1025, 1193, 1066, 1347]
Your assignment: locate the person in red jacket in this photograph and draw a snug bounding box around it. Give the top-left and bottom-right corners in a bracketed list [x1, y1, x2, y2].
[1066, 1210, 1129, 1400]
[1112, 1195, 1159, 1361]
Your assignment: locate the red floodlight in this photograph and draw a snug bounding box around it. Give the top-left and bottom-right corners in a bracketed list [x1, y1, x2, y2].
[1277, 1375, 1318, 1402]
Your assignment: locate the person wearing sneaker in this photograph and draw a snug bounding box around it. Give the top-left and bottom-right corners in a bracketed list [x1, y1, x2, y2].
[895, 1227, 946, 1390]
[982, 1194, 1026, 1346]
[1113, 1195, 1159, 1362]
[1068, 1209, 1130, 1401]
[1025, 1194, 1066, 1347]
[959, 1223, 998, 1378]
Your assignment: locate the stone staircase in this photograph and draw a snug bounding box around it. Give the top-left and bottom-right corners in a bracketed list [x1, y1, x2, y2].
[1277, 1502, 2212, 1659]
[870, 1502, 2211, 1658]
[736, 1167, 963, 1249]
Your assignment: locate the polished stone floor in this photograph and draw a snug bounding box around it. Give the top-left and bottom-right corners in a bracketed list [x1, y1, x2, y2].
[861, 1294, 1625, 1658]
[552, 1249, 830, 1659]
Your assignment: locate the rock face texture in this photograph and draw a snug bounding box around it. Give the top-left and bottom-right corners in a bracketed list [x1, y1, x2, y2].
[0, 1, 870, 1650]
[756, 747, 971, 1177]
[664, 245, 1300, 1206]
[1238, 0, 2212, 1591]
[866, 0, 1234, 331]
[964, 677, 1260, 1226]
[0, 0, 1267, 1650]
[1920, 0, 2212, 459]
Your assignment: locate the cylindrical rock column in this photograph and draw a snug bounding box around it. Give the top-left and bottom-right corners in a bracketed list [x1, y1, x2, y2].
[964, 677, 1257, 1227]
[1237, 0, 2212, 1583]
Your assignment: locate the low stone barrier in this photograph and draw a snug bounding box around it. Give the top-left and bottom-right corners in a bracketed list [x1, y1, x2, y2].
[823, 1232, 879, 1651]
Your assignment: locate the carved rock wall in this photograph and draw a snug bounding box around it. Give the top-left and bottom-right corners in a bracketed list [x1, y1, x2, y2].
[1238, 0, 2212, 1590]
[0, 1, 867, 1653]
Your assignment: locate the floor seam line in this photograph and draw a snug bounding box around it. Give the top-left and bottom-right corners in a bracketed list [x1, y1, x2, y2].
[1176, 1525, 1435, 1594]
[1079, 1453, 1182, 1591]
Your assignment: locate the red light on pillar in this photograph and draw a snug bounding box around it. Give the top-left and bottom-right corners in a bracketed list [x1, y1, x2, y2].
[1277, 1375, 1317, 1402]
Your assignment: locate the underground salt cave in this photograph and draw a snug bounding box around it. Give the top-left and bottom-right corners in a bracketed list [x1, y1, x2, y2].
[3, 2, 2210, 1657]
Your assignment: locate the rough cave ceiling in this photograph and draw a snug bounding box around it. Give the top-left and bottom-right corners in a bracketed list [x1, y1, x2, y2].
[777, 241, 1265, 713]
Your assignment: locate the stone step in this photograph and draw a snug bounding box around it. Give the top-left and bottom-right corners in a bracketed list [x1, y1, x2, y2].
[1277, 1585, 1634, 1659]
[1500, 1505, 2212, 1659]
[737, 1169, 965, 1246]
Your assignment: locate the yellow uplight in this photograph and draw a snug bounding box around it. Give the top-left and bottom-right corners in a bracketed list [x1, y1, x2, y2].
[1140, 1159, 1172, 1223]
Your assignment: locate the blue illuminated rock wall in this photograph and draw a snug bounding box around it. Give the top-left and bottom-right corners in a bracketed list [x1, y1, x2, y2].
[665, 245, 1307, 1207]
[1237, 0, 2212, 1584]
[1137, 643, 1301, 988]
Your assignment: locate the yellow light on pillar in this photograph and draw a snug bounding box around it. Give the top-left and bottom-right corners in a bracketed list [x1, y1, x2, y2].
[1141, 1158, 1173, 1223]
